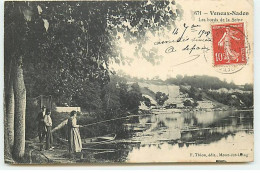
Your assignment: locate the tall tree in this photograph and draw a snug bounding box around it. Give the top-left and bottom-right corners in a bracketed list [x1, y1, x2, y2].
[4, 96, 12, 163]
[155, 91, 169, 106]
[127, 83, 142, 112]
[4, 0, 179, 161]
[12, 56, 26, 160]
[5, 68, 14, 148]
[5, 2, 30, 160]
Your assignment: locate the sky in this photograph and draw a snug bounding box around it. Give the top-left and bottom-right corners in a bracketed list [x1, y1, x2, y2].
[110, 0, 254, 85]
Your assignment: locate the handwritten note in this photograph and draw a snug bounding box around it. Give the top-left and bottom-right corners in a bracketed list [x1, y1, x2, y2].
[153, 23, 212, 66]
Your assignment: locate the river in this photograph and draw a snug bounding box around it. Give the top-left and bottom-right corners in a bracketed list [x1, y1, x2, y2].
[82, 110, 254, 163]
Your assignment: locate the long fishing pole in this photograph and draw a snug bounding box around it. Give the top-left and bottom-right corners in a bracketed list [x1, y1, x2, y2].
[80, 114, 138, 128]
[51, 113, 139, 133]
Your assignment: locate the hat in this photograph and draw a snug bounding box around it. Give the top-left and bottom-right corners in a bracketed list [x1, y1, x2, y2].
[70, 110, 77, 117]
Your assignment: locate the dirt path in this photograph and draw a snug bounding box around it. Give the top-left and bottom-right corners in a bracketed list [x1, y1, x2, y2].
[26, 139, 82, 164]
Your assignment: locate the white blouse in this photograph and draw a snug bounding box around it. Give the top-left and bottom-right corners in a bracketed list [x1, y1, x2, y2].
[44, 115, 52, 127]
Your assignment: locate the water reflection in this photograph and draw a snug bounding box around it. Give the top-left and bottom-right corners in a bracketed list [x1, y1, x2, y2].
[82, 110, 253, 162]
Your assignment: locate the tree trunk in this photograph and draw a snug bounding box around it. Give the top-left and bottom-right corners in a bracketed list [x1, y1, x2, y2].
[4, 93, 13, 163]
[12, 56, 26, 160]
[6, 79, 15, 148]
[4, 56, 15, 161]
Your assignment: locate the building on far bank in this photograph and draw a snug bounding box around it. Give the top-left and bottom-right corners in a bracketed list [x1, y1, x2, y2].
[196, 101, 214, 109]
[209, 88, 252, 94]
[55, 106, 81, 112]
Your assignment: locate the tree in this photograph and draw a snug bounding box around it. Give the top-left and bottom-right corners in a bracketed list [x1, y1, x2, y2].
[183, 100, 192, 107]
[244, 83, 253, 91]
[193, 101, 198, 107]
[175, 74, 183, 85]
[165, 75, 239, 90]
[12, 56, 26, 160]
[4, 97, 12, 163]
[4, 1, 179, 161]
[20, 0, 179, 99]
[198, 94, 203, 101]
[155, 92, 169, 106]
[143, 96, 152, 107]
[101, 76, 143, 114]
[127, 83, 142, 113]
[102, 76, 121, 112]
[5, 72, 14, 149]
[74, 81, 103, 113]
[5, 2, 29, 160]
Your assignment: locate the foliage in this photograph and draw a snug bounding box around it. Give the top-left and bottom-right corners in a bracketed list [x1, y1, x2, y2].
[155, 91, 169, 106]
[25, 100, 39, 140]
[101, 76, 143, 114]
[101, 76, 122, 112]
[73, 81, 103, 112]
[180, 86, 203, 101]
[127, 83, 142, 112]
[166, 75, 238, 90]
[142, 96, 152, 107]
[206, 91, 253, 108]
[5, 0, 179, 101]
[243, 83, 253, 91]
[183, 100, 192, 107]
[234, 92, 253, 108]
[193, 101, 198, 107]
[4, 0, 180, 161]
[183, 100, 198, 107]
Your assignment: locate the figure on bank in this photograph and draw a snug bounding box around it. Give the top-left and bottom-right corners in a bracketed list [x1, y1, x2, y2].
[67, 110, 82, 158]
[37, 105, 46, 151]
[44, 109, 53, 150]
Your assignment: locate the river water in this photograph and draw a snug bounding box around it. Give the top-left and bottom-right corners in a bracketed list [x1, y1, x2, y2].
[83, 110, 254, 163]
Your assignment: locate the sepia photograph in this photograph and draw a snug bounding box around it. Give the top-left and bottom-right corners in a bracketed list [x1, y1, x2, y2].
[4, 0, 254, 164]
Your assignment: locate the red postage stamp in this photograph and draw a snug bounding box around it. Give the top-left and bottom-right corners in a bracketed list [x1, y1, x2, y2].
[211, 23, 246, 66]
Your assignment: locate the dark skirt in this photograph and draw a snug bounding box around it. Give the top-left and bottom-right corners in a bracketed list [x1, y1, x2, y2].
[45, 126, 53, 150]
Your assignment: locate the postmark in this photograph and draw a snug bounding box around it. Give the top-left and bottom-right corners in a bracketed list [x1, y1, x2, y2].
[211, 22, 248, 74]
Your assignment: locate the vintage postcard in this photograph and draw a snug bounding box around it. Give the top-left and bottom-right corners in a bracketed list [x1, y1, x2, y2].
[4, 0, 254, 164]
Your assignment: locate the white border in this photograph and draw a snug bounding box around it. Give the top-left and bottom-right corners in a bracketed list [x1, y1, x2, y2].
[0, 0, 260, 170]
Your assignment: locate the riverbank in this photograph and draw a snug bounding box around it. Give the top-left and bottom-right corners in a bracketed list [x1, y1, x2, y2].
[10, 109, 254, 164]
[20, 139, 95, 164]
[150, 107, 253, 115]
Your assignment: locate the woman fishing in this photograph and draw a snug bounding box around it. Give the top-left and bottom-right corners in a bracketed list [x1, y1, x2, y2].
[67, 110, 82, 158]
